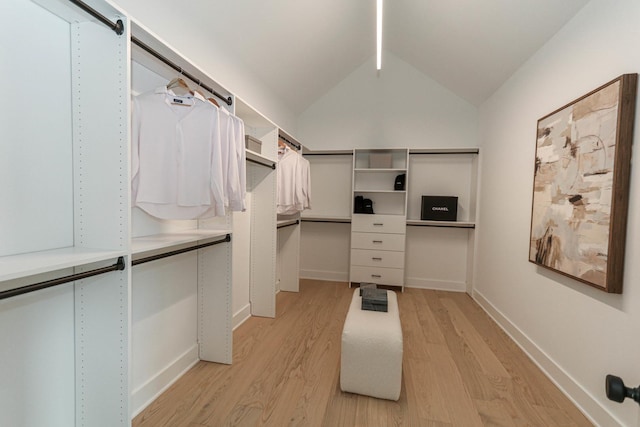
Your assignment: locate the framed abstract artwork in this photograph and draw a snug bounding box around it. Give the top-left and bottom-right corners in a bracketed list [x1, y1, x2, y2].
[529, 74, 637, 293]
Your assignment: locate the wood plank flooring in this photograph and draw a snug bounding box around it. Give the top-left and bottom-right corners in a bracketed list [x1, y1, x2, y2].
[133, 280, 592, 426]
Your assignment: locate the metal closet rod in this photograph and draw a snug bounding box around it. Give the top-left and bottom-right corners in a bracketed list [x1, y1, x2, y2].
[277, 219, 300, 229]
[132, 234, 231, 266]
[247, 157, 276, 169]
[0, 257, 126, 301]
[279, 135, 301, 151]
[131, 36, 233, 106]
[67, 0, 233, 106]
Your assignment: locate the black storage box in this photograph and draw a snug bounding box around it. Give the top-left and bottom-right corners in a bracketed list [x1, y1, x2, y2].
[361, 288, 388, 312]
[421, 196, 458, 221]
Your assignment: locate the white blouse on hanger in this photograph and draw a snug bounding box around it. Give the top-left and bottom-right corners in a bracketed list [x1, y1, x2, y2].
[132, 86, 225, 219]
[277, 145, 311, 214]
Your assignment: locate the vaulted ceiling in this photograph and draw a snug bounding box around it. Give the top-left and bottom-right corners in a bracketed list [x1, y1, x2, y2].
[119, 0, 591, 114]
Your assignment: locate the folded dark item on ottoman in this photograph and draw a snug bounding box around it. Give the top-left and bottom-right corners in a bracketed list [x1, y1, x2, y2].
[361, 288, 388, 312]
[359, 283, 377, 296]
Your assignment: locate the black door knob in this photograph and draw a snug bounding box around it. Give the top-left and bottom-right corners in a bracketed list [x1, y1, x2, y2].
[606, 374, 640, 405]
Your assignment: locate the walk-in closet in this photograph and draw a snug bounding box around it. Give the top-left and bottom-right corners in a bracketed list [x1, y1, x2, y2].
[3, 0, 640, 426]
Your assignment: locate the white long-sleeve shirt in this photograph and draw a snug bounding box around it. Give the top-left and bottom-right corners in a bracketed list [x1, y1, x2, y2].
[277, 146, 311, 214]
[132, 86, 225, 219]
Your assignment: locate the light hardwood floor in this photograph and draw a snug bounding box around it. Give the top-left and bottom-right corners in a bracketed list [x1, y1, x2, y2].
[133, 279, 593, 426]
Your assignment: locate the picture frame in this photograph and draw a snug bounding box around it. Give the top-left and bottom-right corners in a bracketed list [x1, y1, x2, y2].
[529, 74, 637, 293]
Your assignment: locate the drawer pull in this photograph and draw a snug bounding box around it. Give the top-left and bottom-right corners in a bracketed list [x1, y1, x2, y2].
[372, 257, 382, 261]
[372, 240, 383, 243]
[371, 274, 382, 278]
[373, 223, 384, 226]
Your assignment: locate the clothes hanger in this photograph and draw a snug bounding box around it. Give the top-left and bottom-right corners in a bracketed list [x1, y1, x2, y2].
[166, 77, 192, 96]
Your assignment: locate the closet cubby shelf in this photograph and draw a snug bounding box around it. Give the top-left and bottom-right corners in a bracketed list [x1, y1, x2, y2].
[0, 247, 127, 283]
[131, 229, 232, 255]
[406, 220, 475, 228]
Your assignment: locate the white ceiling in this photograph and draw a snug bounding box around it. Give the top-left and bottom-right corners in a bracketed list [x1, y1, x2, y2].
[124, 0, 591, 114]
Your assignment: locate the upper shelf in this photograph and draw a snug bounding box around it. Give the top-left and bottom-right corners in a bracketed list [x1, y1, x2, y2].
[354, 168, 407, 173]
[409, 148, 479, 155]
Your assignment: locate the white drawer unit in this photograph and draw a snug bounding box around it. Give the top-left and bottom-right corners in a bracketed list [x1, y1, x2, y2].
[351, 232, 405, 251]
[350, 265, 405, 287]
[350, 149, 408, 291]
[351, 214, 406, 234]
[351, 249, 405, 269]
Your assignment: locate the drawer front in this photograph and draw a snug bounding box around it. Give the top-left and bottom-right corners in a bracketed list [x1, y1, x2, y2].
[351, 232, 405, 251]
[352, 214, 406, 234]
[350, 265, 404, 286]
[351, 249, 405, 269]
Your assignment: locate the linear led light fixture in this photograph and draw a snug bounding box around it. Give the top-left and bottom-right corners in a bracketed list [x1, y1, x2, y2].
[377, 0, 383, 70]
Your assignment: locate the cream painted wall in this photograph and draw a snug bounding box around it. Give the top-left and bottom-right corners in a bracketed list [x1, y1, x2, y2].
[297, 51, 478, 150]
[476, 0, 640, 425]
[110, 0, 297, 133]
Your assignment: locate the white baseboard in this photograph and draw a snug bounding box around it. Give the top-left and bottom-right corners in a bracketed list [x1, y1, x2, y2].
[405, 277, 466, 292]
[233, 303, 252, 330]
[472, 290, 619, 427]
[300, 269, 348, 282]
[131, 344, 199, 418]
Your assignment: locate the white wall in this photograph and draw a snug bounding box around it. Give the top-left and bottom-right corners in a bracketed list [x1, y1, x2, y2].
[475, 1, 640, 425]
[297, 51, 478, 150]
[110, 0, 296, 133]
[298, 52, 479, 285]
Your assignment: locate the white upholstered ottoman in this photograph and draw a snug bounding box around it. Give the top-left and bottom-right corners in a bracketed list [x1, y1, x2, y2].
[340, 289, 403, 400]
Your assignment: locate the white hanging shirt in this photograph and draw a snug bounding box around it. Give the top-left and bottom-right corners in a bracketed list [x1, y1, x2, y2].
[132, 86, 225, 219]
[277, 146, 306, 214]
[192, 91, 246, 212]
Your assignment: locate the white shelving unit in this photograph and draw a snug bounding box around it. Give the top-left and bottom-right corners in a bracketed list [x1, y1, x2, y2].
[350, 149, 409, 290]
[405, 148, 480, 292]
[126, 17, 236, 417]
[1, 0, 129, 426]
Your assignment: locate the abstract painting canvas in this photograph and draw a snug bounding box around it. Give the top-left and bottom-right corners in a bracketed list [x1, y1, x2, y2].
[529, 74, 637, 293]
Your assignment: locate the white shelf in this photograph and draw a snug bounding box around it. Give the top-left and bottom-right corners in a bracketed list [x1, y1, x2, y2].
[354, 168, 407, 173]
[301, 215, 352, 223]
[0, 247, 127, 283]
[409, 148, 479, 155]
[131, 229, 232, 255]
[246, 149, 276, 168]
[355, 190, 406, 194]
[277, 219, 299, 228]
[406, 220, 475, 228]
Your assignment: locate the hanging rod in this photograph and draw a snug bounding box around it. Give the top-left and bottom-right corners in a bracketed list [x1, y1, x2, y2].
[131, 36, 233, 106]
[65, 0, 232, 107]
[132, 234, 231, 266]
[277, 219, 300, 229]
[0, 257, 126, 301]
[68, 0, 124, 35]
[247, 157, 276, 170]
[279, 135, 301, 151]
